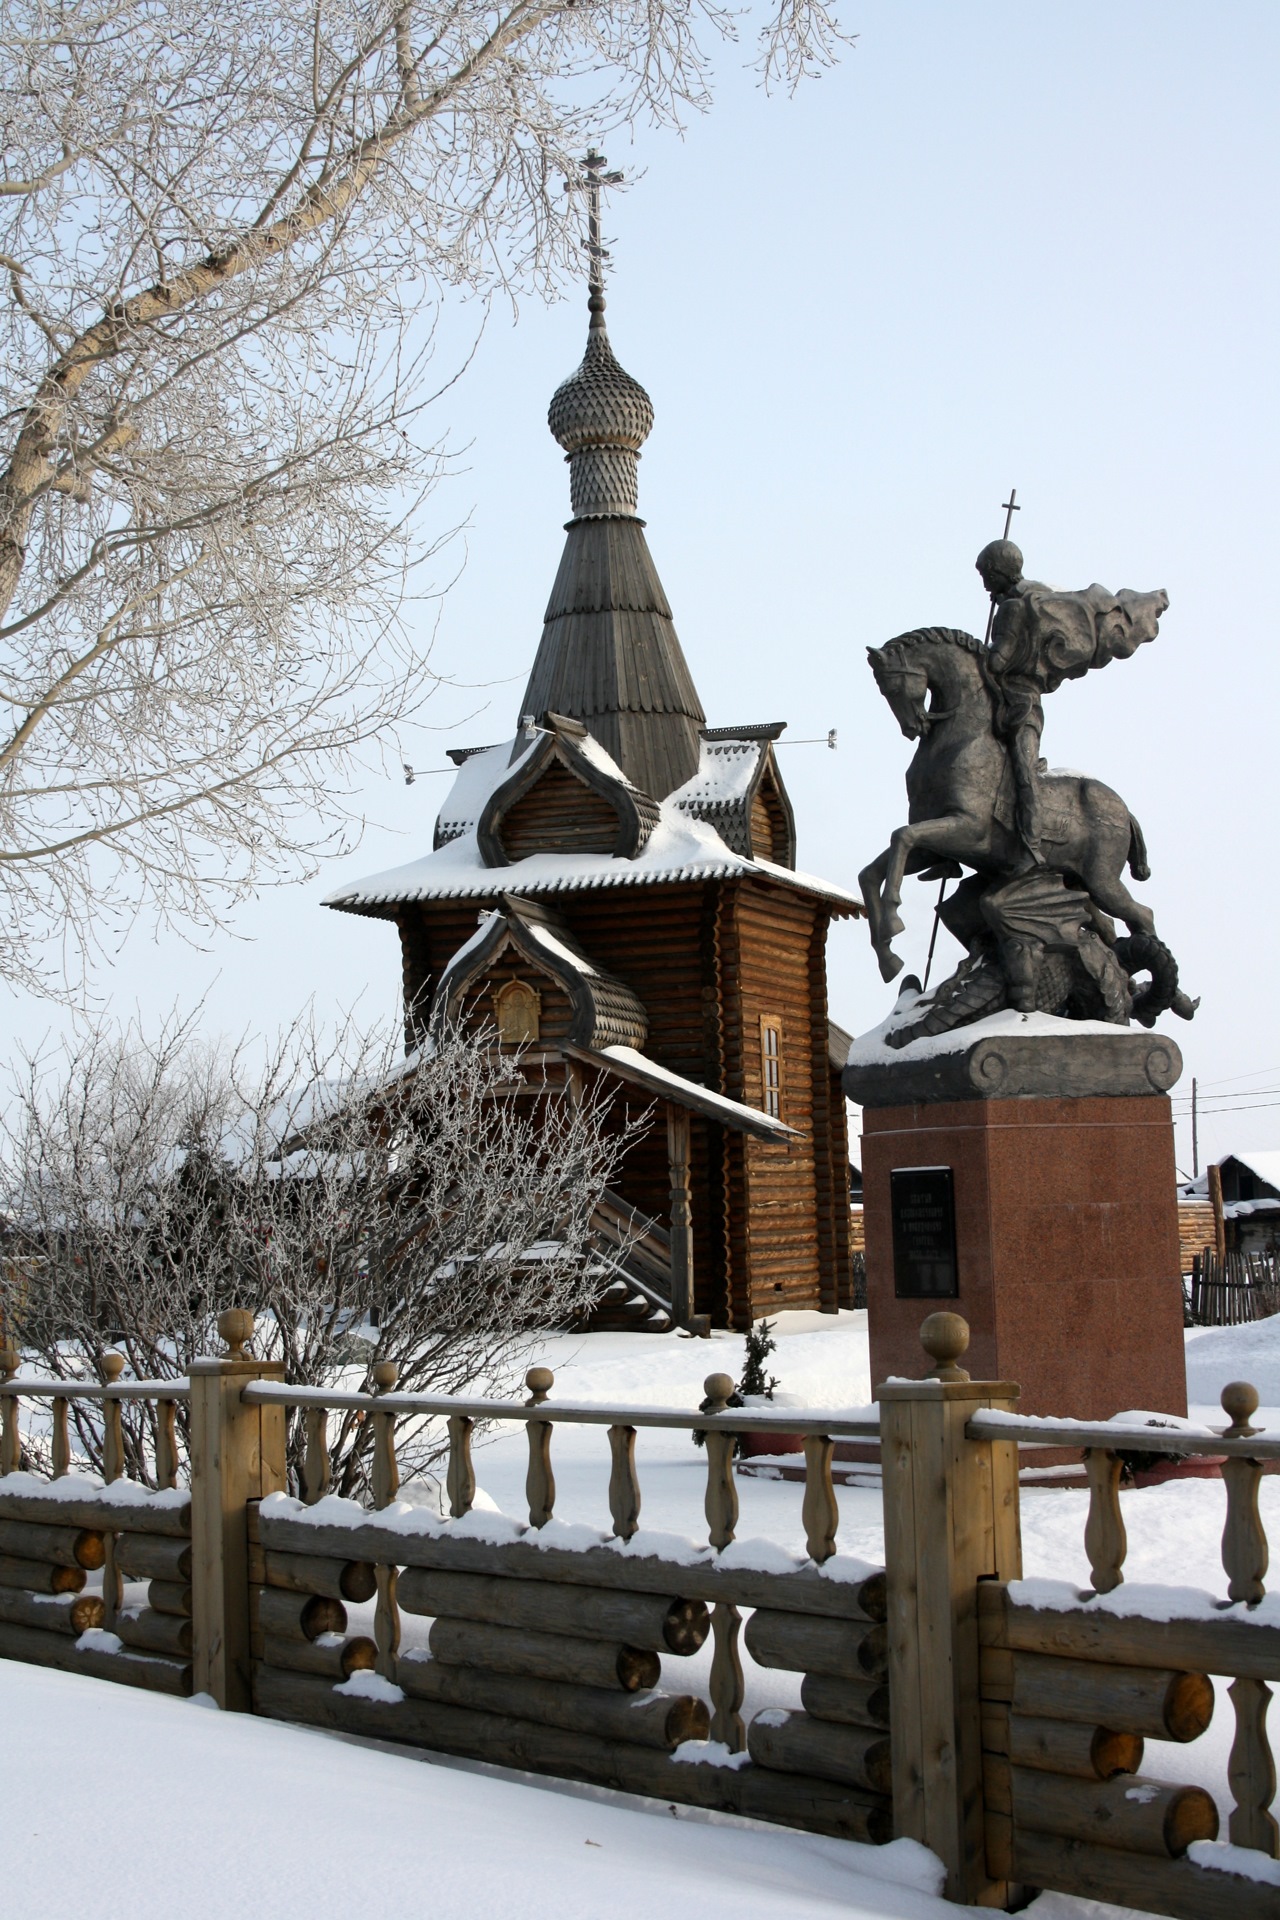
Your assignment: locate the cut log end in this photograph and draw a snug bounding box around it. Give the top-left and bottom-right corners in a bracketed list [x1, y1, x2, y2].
[618, 1645, 662, 1692]
[339, 1561, 377, 1604]
[69, 1594, 106, 1635]
[663, 1597, 711, 1657]
[1165, 1671, 1215, 1744]
[1163, 1784, 1220, 1857]
[664, 1695, 711, 1746]
[72, 1529, 106, 1571]
[299, 1594, 347, 1641]
[1090, 1728, 1145, 1780]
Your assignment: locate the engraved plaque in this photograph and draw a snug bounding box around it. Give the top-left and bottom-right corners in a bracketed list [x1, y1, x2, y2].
[890, 1166, 958, 1299]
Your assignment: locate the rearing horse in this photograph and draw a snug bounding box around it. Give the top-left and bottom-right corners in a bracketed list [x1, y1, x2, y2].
[858, 627, 1155, 983]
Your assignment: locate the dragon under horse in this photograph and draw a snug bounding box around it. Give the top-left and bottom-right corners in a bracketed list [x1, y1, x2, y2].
[858, 543, 1197, 1049]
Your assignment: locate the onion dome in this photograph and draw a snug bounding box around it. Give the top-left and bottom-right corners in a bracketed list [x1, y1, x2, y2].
[548, 288, 653, 520]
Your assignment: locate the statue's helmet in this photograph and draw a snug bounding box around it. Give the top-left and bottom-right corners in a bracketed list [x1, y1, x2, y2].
[976, 539, 1023, 587]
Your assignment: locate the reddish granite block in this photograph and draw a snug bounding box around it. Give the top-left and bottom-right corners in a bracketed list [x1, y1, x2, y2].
[862, 1095, 1187, 1420]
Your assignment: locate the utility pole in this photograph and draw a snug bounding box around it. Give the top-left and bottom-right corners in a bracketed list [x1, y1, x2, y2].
[1191, 1076, 1199, 1179]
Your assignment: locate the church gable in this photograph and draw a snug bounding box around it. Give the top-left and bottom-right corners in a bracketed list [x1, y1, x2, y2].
[433, 895, 648, 1052]
[672, 727, 797, 869]
[477, 716, 660, 868]
[749, 762, 794, 866]
[501, 762, 619, 858]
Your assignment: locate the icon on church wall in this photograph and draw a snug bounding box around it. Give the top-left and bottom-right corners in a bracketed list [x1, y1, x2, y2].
[494, 978, 541, 1045]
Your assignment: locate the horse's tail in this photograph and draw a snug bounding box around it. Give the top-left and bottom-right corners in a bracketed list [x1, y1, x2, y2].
[1127, 811, 1151, 883]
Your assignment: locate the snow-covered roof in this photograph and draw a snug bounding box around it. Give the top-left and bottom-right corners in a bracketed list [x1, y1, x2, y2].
[433, 741, 527, 848]
[568, 1043, 796, 1142]
[326, 728, 862, 915]
[1174, 1152, 1280, 1198]
[674, 738, 761, 810]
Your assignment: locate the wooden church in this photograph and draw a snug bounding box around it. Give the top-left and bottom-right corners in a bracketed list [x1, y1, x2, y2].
[327, 273, 862, 1332]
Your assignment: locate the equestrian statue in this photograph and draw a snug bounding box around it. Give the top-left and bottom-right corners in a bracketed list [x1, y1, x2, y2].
[858, 536, 1198, 1051]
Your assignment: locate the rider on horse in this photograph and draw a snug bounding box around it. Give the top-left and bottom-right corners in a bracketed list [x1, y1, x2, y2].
[976, 539, 1169, 873]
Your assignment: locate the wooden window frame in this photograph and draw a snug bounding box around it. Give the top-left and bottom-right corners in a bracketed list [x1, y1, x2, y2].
[759, 1013, 783, 1121]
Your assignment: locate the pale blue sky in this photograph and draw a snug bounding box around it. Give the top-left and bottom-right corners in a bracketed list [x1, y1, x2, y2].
[7, 1, 1278, 1173]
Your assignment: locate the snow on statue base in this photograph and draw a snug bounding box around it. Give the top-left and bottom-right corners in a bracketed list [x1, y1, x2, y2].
[846, 1002, 1188, 1424]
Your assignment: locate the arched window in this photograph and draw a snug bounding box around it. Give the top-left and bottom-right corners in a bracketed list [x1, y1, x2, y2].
[494, 978, 541, 1045]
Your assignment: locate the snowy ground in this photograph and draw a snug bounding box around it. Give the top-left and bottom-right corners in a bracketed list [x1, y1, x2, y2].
[4, 1309, 1279, 1920]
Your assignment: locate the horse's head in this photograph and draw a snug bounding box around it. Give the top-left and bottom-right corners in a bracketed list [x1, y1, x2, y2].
[867, 639, 931, 740]
[867, 627, 989, 741]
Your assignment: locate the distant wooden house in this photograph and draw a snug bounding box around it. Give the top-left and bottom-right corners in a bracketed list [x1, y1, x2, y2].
[327, 283, 861, 1331]
[1180, 1151, 1280, 1260]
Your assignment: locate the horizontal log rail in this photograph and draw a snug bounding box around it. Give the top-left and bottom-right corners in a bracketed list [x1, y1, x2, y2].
[0, 1378, 190, 1402]
[239, 1379, 881, 1440]
[967, 1407, 1280, 1460]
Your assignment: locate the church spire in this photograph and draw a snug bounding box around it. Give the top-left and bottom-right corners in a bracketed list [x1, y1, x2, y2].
[518, 155, 705, 802]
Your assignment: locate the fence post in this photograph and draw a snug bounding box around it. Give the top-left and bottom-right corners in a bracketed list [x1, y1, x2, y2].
[878, 1312, 1022, 1908]
[189, 1310, 286, 1710]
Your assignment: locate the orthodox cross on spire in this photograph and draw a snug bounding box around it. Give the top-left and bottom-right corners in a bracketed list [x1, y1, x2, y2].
[569, 149, 624, 292]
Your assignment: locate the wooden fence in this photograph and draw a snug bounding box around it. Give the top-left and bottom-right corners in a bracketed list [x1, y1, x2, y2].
[0, 1315, 1277, 1916]
[1188, 1249, 1280, 1327]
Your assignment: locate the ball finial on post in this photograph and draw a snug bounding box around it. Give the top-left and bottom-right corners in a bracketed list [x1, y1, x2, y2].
[1220, 1380, 1260, 1440]
[0, 1344, 18, 1380]
[703, 1373, 737, 1415]
[525, 1366, 554, 1407]
[217, 1309, 255, 1360]
[371, 1360, 400, 1394]
[101, 1351, 125, 1382]
[920, 1312, 971, 1382]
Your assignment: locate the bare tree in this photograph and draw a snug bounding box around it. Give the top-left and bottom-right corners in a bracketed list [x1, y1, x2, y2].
[0, 0, 846, 992]
[0, 1009, 636, 1494]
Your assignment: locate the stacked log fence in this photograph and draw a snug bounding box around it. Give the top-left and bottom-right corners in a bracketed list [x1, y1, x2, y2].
[963, 1372, 1280, 1918]
[2, 1309, 1277, 1920]
[243, 1355, 894, 1844]
[0, 1354, 193, 1696]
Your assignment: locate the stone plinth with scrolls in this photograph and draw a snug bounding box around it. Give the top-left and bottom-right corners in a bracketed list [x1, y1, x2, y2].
[845, 1011, 1188, 1421]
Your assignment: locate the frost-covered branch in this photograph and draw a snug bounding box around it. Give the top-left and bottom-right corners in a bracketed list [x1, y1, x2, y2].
[0, 1010, 636, 1495]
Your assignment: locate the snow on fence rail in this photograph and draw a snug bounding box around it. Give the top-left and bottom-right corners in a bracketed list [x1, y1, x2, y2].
[240, 1350, 894, 1845]
[1, 1310, 1278, 1919]
[0, 1342, 194, 1694]
[960, 1355, 1279, 1919]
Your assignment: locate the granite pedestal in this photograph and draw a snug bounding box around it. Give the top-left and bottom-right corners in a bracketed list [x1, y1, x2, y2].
[847, 1030, 1188, 1421]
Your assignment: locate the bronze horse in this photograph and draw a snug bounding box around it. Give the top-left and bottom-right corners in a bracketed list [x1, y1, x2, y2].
[858, 627, 1155, 984]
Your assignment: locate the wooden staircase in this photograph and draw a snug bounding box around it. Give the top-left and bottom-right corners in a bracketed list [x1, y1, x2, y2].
[580, 1190, 675, 1333]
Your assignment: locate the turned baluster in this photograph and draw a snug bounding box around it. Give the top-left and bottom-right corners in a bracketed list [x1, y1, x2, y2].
[0, 1344, 19, 1474]
[100, 1352, 125, 1482]
[1083, 1447, 1126, 1594]
[369, 1360, 401, 1681]
[447, 1414, 475, 1519]
[302, 1405, 332, 1505]
[608, 1425, 640, 1542]
[709, 1601, 746, 1751]
[1220, 1382, 1268, 1605]
[155, 1399, 179, 1490]
[51, 1395, 70, 1478]
[525, 1367, 555, 1529]
[701, 1373, 739, 1551]
[1218, 1381, 1278, 1857]
[802, 1434, 838, 1564]
[369, 1363, 400, 1510]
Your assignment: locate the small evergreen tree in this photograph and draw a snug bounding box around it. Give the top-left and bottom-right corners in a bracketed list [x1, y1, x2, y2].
[693, 1318, 781, 1451]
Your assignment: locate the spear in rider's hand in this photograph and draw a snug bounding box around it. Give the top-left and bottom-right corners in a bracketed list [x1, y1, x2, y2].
[983, 487, 1021, 643]
[927, 491, 1021, 992]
